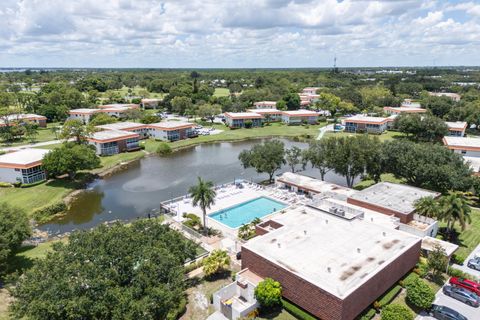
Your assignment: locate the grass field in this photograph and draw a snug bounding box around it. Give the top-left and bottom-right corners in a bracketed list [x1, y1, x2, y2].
[354, 173, 404, 190]
[101, 86, 165, 99]
[144, 122, 325, 153]
[323, 130, 406, 142]
[0, 122, 61, 148]
[440, 208, 480, 260]
[213, 88, 230, 97]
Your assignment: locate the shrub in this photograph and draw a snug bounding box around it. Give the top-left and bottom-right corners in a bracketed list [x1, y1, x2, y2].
[0, 182, 12, 188]
[12, 181, 22, 188]
[244, 120, 253, 128]
[183, 213, 201, 229]
[451, 253, 466, 265]
[32, 202, 67, 223]
[381, 304, 413, 320]
[447, 267, 479, 282]
[406, 278, 435, 309]
[202, 250, 230, 277]
[401, 272, 419, 288]
[281, 298, 316, 320]
[255, 278, 282, 309]
[156, 142, 172, 156]
[359, 308, 377, 320]
[378, 285, 402, 307]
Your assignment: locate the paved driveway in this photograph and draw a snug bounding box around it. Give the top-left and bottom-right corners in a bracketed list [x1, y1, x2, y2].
[416, 282, 480, 320]
[451, 243, 480, 279]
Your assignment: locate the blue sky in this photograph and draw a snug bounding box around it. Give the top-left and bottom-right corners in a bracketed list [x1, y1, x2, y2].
[0, 0, 479, 68]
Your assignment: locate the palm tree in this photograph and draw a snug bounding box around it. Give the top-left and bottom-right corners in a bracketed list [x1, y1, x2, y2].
[414, 196, 440, 218]
[202, 249, 231, 277]
[189, 177, 216, 234]
[439, 191, 472, 233]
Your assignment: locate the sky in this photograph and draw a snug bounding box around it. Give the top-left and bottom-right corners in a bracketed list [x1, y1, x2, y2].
[0, 0, 479, 68]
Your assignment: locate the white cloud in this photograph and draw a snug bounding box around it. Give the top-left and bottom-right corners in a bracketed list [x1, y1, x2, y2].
[0, 0, 478, 67]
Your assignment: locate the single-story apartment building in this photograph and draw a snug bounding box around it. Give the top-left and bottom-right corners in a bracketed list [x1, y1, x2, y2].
[253, 101, 277, 109]
[140, 98, 162, 109]
[343, 115, 390, 133]
[275, 172, 356, 200]
[88, 130, 140, 156]
[148, 121, 197, 141]
[240, 204, 421, 320]
[68, 108, 100, 124]
[0, 148, 49, 184]
[445, 121, 467, 137]
[429, 92, 461, 102]
[224, 112, 263, 128]
[443, 136, 480, 157]
[0, 114, 47, 128]
[247, 108, 283, 121]
[281, 110, 319, 125]
[347, 182, 440, 224]
[69, 104, 139, 124]
[96, 121, 150, 139]
[383, 106, 427, 115]
[301, 87, 320, 95]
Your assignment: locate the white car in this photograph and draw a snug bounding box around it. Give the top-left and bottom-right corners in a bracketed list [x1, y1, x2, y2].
[474, 251, 480, 259]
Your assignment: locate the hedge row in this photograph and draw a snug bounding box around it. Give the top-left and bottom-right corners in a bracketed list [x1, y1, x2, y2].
[378, 285, 402, 307]
[281, 298, 317, 320]
[32, 202, 67, 223]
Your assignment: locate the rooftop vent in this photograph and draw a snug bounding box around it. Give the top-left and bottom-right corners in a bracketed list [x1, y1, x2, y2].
[327, 267, 331, 273]
[325, 219, 328, 224]
[357, 248, 361, 253]
[277, 243, 281, 248]
[371, 217, 374, 222]
[382, 232, 387, 237]
[304, 230, 307, 235]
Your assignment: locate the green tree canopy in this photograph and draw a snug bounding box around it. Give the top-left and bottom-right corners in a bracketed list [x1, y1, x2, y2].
[189, 177, 216, 233]
[42, 143, 100, 179]
[285, 146, 302, 173]
[9, 220, 198, 320]
[60, 119, 92, 144]
[202, 249, 230, 277]
[0, 203, 31, 274]
[254, 278, 282, 309]
[405, 278, 435, 309]
[282, 92, 300, 110]
[394, 113, 448, 142]
[381, 303, 413, 320]
[238, 140, 286, 183]
[382, 140, 472, 193]
[171, 96, 192, 115]
[89, 113, 117, 126]
[422, 95, 454, 118]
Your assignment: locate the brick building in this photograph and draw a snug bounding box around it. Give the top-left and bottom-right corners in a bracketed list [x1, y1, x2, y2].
[241, 205, 421, 320]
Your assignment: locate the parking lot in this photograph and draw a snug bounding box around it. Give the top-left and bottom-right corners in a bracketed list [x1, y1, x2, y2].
[416, 282, 480, 320]
[452, 243, 480, 279]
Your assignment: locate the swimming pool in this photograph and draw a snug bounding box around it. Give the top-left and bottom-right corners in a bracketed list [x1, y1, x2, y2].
[209, 196, 287, 228]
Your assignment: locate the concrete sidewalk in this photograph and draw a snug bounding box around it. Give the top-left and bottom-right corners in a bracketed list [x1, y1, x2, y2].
[316, 124, 334, 140]
[1, 139, 69, 152]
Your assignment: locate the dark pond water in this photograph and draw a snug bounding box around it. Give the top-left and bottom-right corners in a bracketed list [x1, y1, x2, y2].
[38, 139, 353, 234]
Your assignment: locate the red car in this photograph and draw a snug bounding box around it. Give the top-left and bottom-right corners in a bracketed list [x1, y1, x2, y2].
[449, 277, 480, 295]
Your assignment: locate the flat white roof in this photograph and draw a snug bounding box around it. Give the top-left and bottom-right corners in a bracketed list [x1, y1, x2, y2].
[254, 101, 277, 105]
[282, 110, 318, 116]
[149, 121, 194, 129]
[445, 121, 467, 130]
[387, 106, 425, 112]
[89, 130, 138, 141]
[98, 104, 138, 109]
[277, 172, 356, 199]
[443, 136, 480, 149]
[0, 148, 49, 167]
[224, 112, 263, 118]
[247, 108, 281, 113]
[69, 108, 99, 114]
[243, 205, 420, 299]
[344, 115, 389, 124]
[421, 236, 458, 257]
[348, 182, 440, 215]
[96, 121, 146, 131]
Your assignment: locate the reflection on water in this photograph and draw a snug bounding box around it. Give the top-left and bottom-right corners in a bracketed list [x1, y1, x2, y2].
[39, 139, 353, 234]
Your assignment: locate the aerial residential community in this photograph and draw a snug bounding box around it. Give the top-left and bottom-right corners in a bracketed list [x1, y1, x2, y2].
[1, 1, 480, 320]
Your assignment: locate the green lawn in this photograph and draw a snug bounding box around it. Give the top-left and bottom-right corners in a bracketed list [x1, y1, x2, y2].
[0, 122, 61, 148]
[324, 130, 406, 142]
[354, 174, 404, 190]
[101, 86, 165, 99]
[439, 208, 480, 260]
[213, 88, 230, 97]
[144, 122, 325, 153]
[0, 151, 146, 216]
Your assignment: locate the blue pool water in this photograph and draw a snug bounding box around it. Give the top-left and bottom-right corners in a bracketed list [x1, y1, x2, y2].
[209, 196, 287, 228]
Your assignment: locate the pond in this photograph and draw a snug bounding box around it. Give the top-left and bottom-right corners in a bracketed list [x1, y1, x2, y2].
[39, 139, 354, 234]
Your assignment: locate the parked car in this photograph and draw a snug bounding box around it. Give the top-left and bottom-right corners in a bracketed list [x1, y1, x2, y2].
[467, 257, 480, 271]
[429, 304, 468, 320]
[449, 277, 480, 295]
[443, 285, 480, 307]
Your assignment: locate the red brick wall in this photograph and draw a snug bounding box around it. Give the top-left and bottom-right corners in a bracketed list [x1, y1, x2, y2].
[341, 239, 421, 319]
[347, 198, 413, 224]
[242, 239, 421, 320]
[242, 247, 343, 320]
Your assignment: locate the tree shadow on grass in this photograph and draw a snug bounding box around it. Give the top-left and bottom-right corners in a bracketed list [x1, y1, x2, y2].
[204, 270, 232, 282]
[258, 307, 283, 319]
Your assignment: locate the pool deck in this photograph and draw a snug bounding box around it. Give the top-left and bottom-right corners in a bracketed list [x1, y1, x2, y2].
[164, 182, 308, 238]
